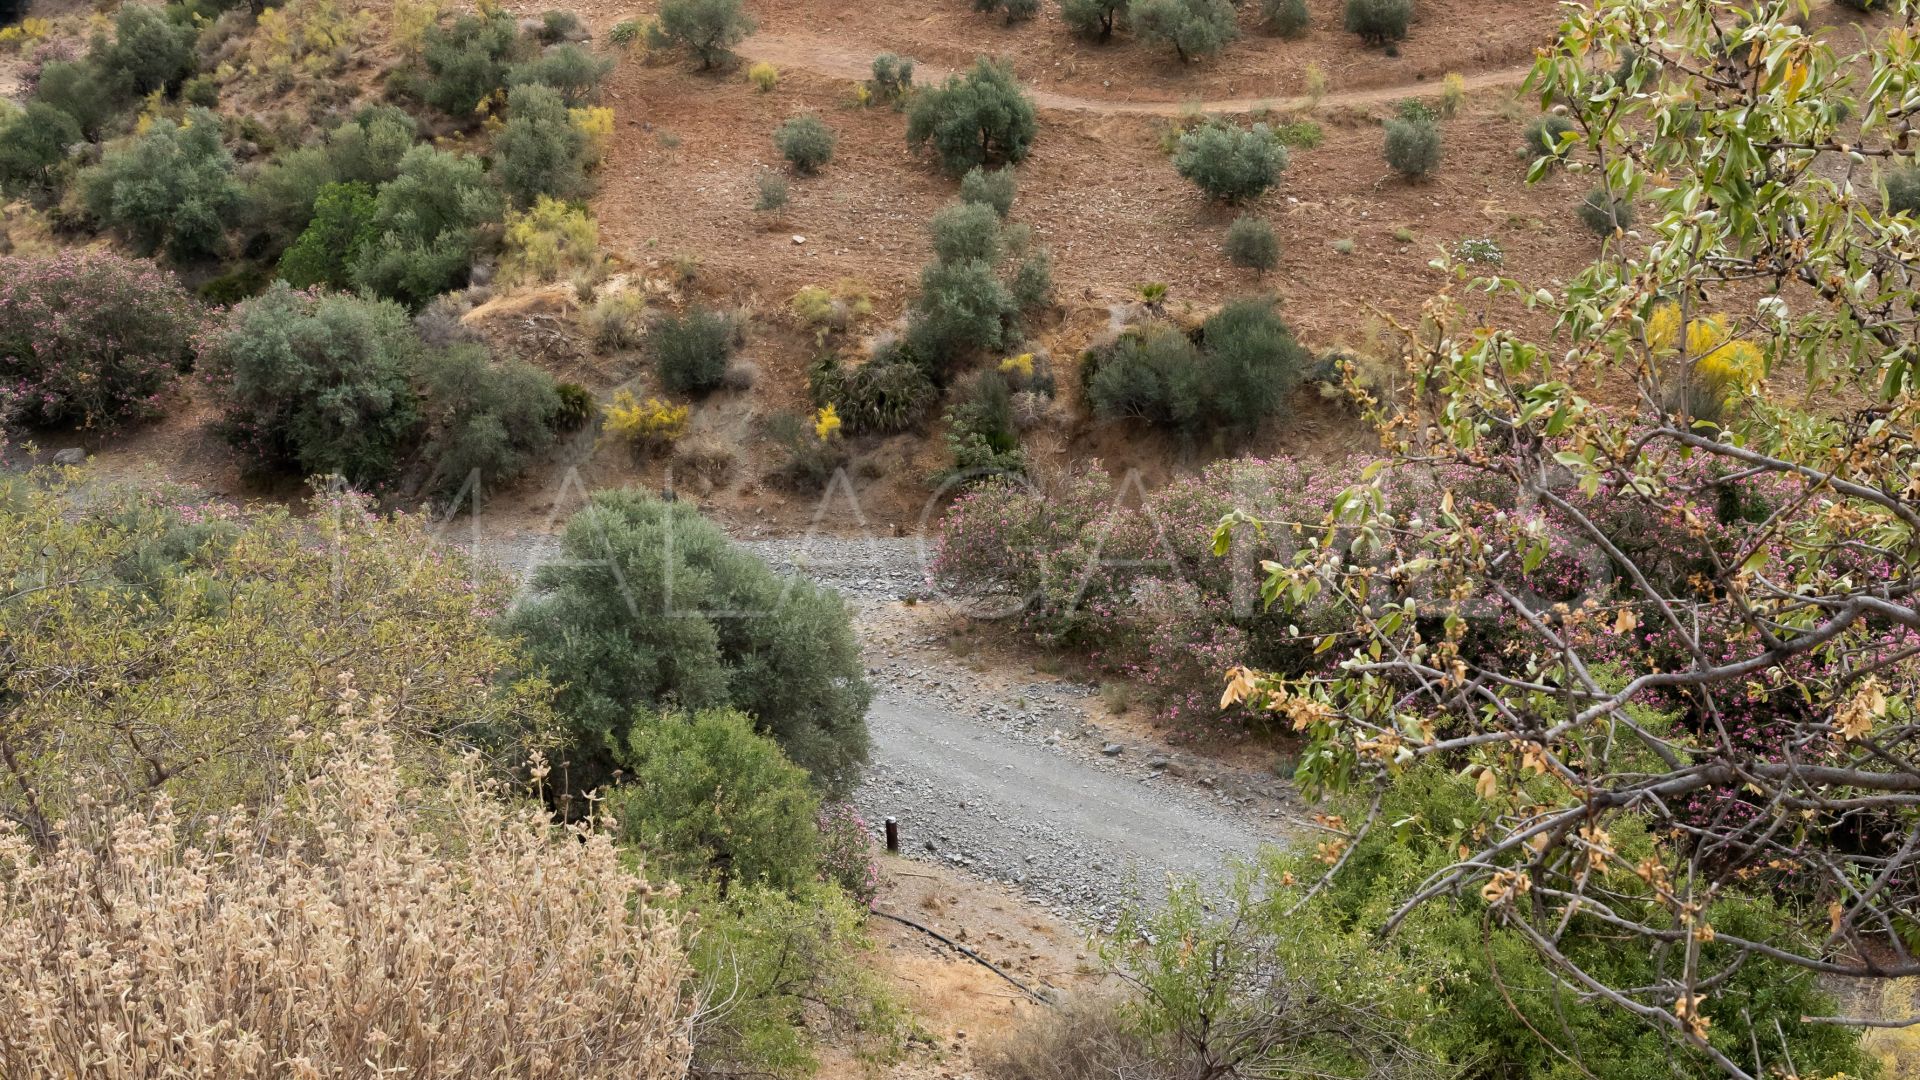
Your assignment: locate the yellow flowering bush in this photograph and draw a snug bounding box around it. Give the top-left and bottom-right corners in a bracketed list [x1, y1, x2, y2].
[0, 17, 51, 50]
[606, 390, 689, 448]
[748, 61, 779, 91]
[998, 352, 1036, 378]
[572, 105, 615, 164]
[814, 403, 843, 440]
[501, 196, 601, 284]
[1645, 304, 1765, 395]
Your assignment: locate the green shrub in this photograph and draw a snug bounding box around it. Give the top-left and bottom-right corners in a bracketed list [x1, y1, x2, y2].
[1011, 248, 1053, 311]
[652, 307, 737, 394]
[1196, 295, 1307, 429]
[1128, 0, 1237, 61]
[506, 42, 614, 105]
[80, 108, 242, 261]
[584, 287, 645, 351]
[180, 73, 219, 107]
[764, 409, 849, 490]
[246, 106, 418, 247]
[869, 53, 915, 103]
[1383, 116, 1441, 178]
[958, 164, 1017, 217]
[1146, 767, 1876, 1080]
[1885, 165, 1920, 215]
[0, 102, 80, 197]
[1062, 0, 1127, 40]
[1524, 113, 1576, 161]
[929, 200, 1002, 263]
[537, 9, 586, 42]
[906, 58, 1036, 175]
[96, 3, 197, 97]
[1262, 0, 1309, 37]
[682, 880, 898, 1079]
[1344, 0, 1411, 45]
[1577, 186, 1633, 235]
[655, 0, 754, 70]
[0, 250, 200, 431]
[608, 709, 821, 890]
[1086, 324, 1203, 430]
[808, 349, 938, 434]
[1086, 297, 1304, 435]
[494, 82, 592, 206]
[1394, 97, 1437, 123]
[417, 345, 563, 496]
[32, 61, 116, 140]
[945, 369, 1025, 479]
[754, 171, 789, 211]
[1173, 122, 1287, 202]
[505, 490, 873, 794]
[196, 265, 271, 306]
[277, 181, 376, 288]
[420, 9, 521, 119]
[975, 0, 1038, 23]
[554, 380, 594, 428]
[351, 144, 504, 307]
[774, 113, 836, 174]
[1224, 214, 1278, 270]
[201, 284, 423, 481]
[908, 257, 1017, 369]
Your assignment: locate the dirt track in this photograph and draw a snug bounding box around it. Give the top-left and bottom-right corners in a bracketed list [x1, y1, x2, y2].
[740, 28, 1535, 115]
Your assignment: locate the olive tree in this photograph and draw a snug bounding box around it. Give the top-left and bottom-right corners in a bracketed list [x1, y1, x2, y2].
[906, 59, 1037, 176]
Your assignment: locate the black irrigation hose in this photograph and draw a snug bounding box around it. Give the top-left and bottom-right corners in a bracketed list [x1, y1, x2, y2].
[869, 908, 1056, 1007]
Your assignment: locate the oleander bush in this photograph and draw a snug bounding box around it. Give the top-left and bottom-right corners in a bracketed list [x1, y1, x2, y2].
[0, 249, 199, 430]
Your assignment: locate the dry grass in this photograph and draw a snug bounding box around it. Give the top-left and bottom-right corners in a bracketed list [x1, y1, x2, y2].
[978, 997, 1166, 1080]
[0, 686, 693, 1079]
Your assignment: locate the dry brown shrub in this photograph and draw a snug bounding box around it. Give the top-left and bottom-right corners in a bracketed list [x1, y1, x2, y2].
[0, 689, 693, 1080]
[979, 996, 1168, 1080]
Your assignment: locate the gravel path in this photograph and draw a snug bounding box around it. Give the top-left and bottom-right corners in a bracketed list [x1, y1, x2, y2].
[472, 529, 1292, 920]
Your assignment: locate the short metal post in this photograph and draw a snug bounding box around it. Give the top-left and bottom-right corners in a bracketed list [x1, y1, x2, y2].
[885, 817, 899, 853]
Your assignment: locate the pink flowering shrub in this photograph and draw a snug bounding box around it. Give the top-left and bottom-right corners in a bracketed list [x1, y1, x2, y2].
[0, 250, 200, 431]
[817, 801, 879, 906]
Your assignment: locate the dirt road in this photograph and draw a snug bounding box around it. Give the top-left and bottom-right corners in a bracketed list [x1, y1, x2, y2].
[740, 29, 1535, 116]
[477, 531, 1293, 919]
